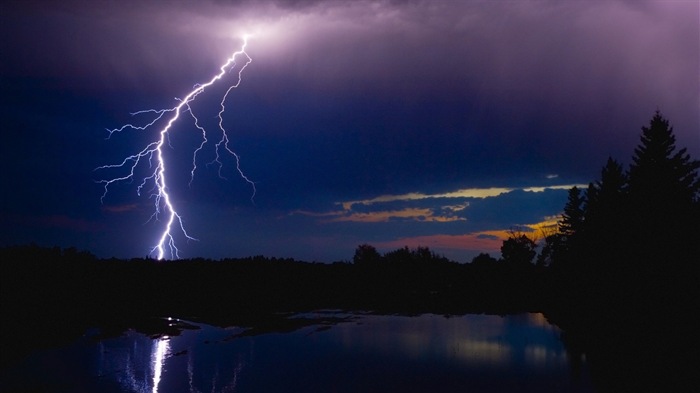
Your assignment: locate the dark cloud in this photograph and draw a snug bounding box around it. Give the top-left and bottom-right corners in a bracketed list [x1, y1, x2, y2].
[464, 189, 568, 227]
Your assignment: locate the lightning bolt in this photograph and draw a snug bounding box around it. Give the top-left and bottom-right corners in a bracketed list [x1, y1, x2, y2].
[95, 35, 256, 260]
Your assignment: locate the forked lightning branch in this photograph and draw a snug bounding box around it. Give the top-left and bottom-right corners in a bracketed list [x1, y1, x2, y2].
[95, 36, 256, 260]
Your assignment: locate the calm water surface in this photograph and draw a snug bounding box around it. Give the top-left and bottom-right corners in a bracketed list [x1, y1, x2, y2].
[1, 312, 594, 392]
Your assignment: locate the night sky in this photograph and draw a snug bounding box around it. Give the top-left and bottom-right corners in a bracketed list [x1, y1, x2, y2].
[1, 0, 698, 262]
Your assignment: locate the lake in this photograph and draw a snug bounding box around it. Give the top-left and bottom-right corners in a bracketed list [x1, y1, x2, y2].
[0, 312, 594, 392]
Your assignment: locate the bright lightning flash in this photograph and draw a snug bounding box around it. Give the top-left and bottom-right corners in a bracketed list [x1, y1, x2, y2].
[96, 35, 256, 260]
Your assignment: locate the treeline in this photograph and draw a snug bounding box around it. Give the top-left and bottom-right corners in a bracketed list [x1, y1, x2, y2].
[0, 244, 545, 321]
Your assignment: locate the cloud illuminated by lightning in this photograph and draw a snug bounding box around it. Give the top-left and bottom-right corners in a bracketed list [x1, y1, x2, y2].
[95, 35, 256, 260]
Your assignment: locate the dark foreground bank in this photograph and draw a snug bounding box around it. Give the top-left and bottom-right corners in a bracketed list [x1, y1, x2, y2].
[2, 245, 697, 392]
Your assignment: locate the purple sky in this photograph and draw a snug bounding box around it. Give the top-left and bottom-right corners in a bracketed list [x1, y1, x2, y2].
[1, 0, 698, 262]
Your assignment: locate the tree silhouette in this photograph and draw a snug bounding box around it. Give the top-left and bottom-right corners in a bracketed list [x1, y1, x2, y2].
[560, 186, 585, 237]
[580, 157, 629, 268]
[383, 246, 448, 267]
[585, 157, 628, 223]
[629, 112, 700, 205]
[543, 186, 585, 268]
[353, 244, 382, 266]
[471, 252, 498, 266]
[537, 233, 563, 268]
[384, 246, 413, 266]
[626, 112, 700, 266]
[500, 231, 537, 266]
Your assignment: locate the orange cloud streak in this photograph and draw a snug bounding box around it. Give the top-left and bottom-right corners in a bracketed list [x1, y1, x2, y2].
[328, 208, 465, 223]
[291, 207, 465, 223]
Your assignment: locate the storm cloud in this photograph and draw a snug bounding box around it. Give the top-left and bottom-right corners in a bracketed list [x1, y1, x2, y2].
[1, 0, 697, 261]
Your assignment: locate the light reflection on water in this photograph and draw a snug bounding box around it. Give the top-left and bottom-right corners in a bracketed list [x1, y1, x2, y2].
[0, 313, 593, 393]
[151, 337, 169, 393]
[93, 333, 173, 393]
[334, 313, 569, 370]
